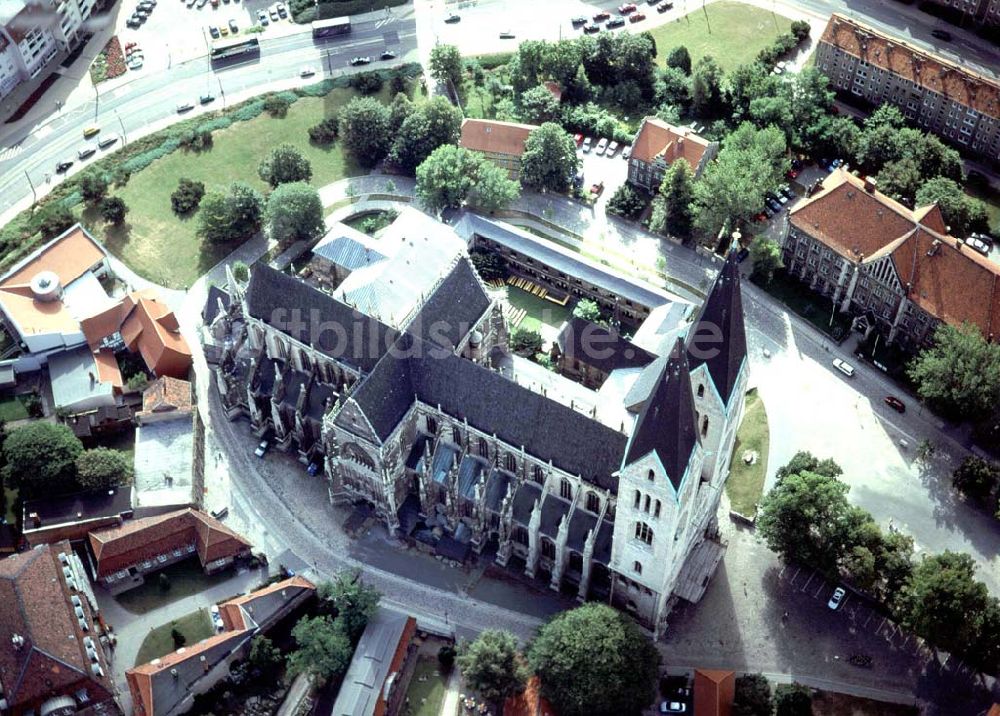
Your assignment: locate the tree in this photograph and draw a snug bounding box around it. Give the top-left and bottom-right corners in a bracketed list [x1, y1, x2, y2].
[967, 600, 1000, 675]
[456, 630, 529, 708]
[518, 85, 561, 125]
[510, 327, 543, 355]
[317, 571, 380, 642]
[287, 615, 352, 684]
[79, 172, 108, 203]
[308, 115, 339, 144]
[748, 238, 782, 285]
[952, 456, 1000, 503]
[605, 183, 645, 219]
[915, 177, 989, 236]
[170, 178, 205, 214]
[896, 551, 993, 656]
[338, 97, 392, 169]
[572, 298, 602, 323]
[2, 422, 83, 498]
[388, 96, 463, 175]
[415, 145, 518, 213]
[198, 183, 264, 244]
[248, 635, 283, 679]
[350, 71, 383, 95]
[775, 451, 843, 481]
[76, 448, 132, 489]
[527, 603, 659, 716]
[264, 93, 291, 118]
[773, 683, 811, 716]
[908, 322, 1000, 420]
[38, 205, 75, 240]
[656, 67, 690, 109]
[666, 45, 691, 74]
[733, 674, 772, 716]
[429, 44, 463, 90]
[650, 158, 694, 239]
[876, 158, 923, 202]
[469, 162, 521, 211]
[265, 182, 324, 245]
[388, 92, 414, 132]
[520, 122, 579, 193]
[258, 144, 313, 188]
[469, 248, 507, 281]
[438, 644, 457, 671]
[100, 197, 128, 225]
[690, 56, 725, 118]
[231, 260, 250, 283]
[171, 628, 186, 649]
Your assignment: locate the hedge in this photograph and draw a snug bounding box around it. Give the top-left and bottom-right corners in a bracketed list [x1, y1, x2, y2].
[470, 52, 514, 71]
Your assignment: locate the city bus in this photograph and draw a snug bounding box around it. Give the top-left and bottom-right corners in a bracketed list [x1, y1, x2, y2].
[210, 36, 261, 64]
[311, 16, 350, 39]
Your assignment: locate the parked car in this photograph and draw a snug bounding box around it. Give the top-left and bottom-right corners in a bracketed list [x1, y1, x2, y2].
[276, 1, 287, 17]
[832, 358, 855, 377]
[606, 141, 619, 156]
[584, 23, 601, 33]
[126, 16, 141, 27]
[571, 15, 587, 25]
[208, 25, 220, 38]
[657, 0, 673, 10]
[77, 147, 97, 160]
[350, 56, 371, 65]
[444, 12, 460, 22]
[499, 30, 515, 39]
[606, 16, 625, 27]
[779, 184, 795, 200]
[228, 18, 238, 32]
[573, 133, 584, 146]
[622, 145, 631, 159]
[595, 137, 609, 155]
[380, 50, 396, 60]
[254, 440, 269, 458]
[736, 247, 750, 263]
[83, 126, 100, 139]
[55, 160, 74, 173]
[828, 586, 847, 610]
[269, 6, 279, 19]
[176, 101, 194, 113]
[884, 396, 906, 413]
[629, 12, 645, 22]
[659, 703, 687, 714]
[200, 94, 215, 104]
[582, 136, 592, 153]
[931, 28, 952, 41]
[300, 66, 316, 77]
[768, 190, 788, 205]
[593, 10, 610, 21]
[258, 10, 269, 24]
[219, 26, 229, 36]
[618, 2, 636, 13]
[98, 134, 118, 149]
[765, 197, 782, 212]
[966, 234, 991, 255]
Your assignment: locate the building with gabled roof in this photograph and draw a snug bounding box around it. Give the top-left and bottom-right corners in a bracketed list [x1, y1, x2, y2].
[627, 118, 718, 191]
[207, 210, 747, 634]
[693, 669, 734, 716]
[0, 541, 119, 716]
[459, 118, 540, 180]
[88, 508, 252, 593]
[783, 168, 1000, 347]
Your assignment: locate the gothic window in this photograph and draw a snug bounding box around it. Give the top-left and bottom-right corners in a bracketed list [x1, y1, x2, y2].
[633, 561, 642, 575]
[452, 426, 462, 445]
[533, 465, 544, 484]
[701, 416, 709, 437]
[342, 443, 376, 471]
[560, 479, 572, 500]
[506, 453, 517, 472]
[644, 494, 651, 513]
[479, 437, 489, 458]
[654, 500, 661, 519]
[426, 415, 438, 435]
[633, 490, 640, 509]
[634, 521, 654, 545]
[697, 383, 705, 398]
[647, 469, 654, 482]
[513, 526, 528, 545]
[586, 491, 600, 513]
[541, 538, 556, 559]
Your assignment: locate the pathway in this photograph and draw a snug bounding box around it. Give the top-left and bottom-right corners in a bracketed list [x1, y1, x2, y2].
[439, 667, 462, 716]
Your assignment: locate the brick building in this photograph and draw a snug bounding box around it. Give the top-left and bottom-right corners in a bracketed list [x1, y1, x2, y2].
[459, 118, 539, 180]
[627, 118, 717, 191]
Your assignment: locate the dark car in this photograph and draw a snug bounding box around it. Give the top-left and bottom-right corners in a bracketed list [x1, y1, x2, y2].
[56, 161, 74, 173]
[593, 10, 610, 20]
[779, 184, 795, 200]
[606, 16, 625, 27]
[884, 396, 906, 413]
[571, 15, 587, 25]
[200, 94, 216, 104]
[209, 25, 220, 38]
[736, 247, 750, 263]
[380, 50, 396, 60]
[931, 29, 952, 41]
[584, 22, 601, 33]
[766, 197, 782, 212]
[444, 12, 460, 22]
[657, 1, 672, 11]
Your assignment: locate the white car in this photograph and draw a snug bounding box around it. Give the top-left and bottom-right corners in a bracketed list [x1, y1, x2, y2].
[209, 604, 225, 632]
[300, 66, 316, 77]
[659, 702, 687, 714]
[966, 234, 991, 255]
[606, 140, 619, 157]
[828, 586, 846, 610]
[595, 137, 609, 155]
[581, 137, 592, 153]
[254, 440, 269, 458]
[832, 358, 855, 377]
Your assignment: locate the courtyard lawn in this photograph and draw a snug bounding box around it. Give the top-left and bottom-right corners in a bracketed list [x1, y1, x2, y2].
[506, 285, 572, 334]
[0, 394, 29, 421]
[401, 657, 448, 716]
[135, 609, 215, 666]
[3, 486, 18, 524]
[78, 86, 390, 289]
[649, 1, 795, 72]
[725, 389, 769, 517]
[83, 428, 136, 462]
[965, 181, 1000, 231]
[116, 558, 235, 615]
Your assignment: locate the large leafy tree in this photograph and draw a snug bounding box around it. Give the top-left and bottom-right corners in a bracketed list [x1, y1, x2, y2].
[257, 144, 312, 188]
[952, 456, 1000, 503]
[429, 44, 463, 90]
[733, 674, 772, 716]
[896, 551, 993, 656]
[265, 182, 325, 245]
[690, 55, 725, 118]
[100, 197, 128, 225]
[470, 161, 522, 212]
[388, 96, 463, 175]
[2, 422, 83, 498]
[456, 630, 529, 708]
[286, 615, 352, 684]
[774, 451, 842, 482]
[773, 683, 811, 716]
[541, 39, 583, 86]
[908, 322, 1000, 420]
[650, 158, 694, 239]
[317, 571, 380, 642]
[338, 97, 392, 169]
[520, 122, 579, 192]
[416, 145, 519, 213]
[197, 182, 264, 244]
[79, 172, 108, 203]
[518, 85, 561, 125]
[656, 66, 690, 109]
[915, 177, 989, 237]
[527, 603, 659, 716]
[509, 40, 548, 94]
[666, 45, 691, 74]
[876, 158, 923, 202]
[748, 237, 782, 285]
[76, 448, 132, 490]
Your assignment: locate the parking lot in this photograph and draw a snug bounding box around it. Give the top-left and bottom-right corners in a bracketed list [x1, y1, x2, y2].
[577, 135, 630, 211]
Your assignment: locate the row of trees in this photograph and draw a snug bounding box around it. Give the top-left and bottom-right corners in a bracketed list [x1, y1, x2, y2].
[733, 674, 814, 716]
[952, 456, 1000, 519]
[1, 421, 132, 499]
[757, 451, 1000, 673]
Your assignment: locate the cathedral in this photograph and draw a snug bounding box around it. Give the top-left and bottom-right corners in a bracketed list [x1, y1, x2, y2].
[204, 208, 748, 635]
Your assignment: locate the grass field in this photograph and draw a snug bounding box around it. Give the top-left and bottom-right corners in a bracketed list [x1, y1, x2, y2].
[401, 657, 448, 716]
[966, 182, 1000, 232]
[649, 2, 795, 72]
[78, 87, 388, 289]
[725, 389, 769, 517]
[135, 609, 214, 666]
[0, 394, 29, 421]
[507, 285, 572, 333]
[116, 558, 235, 615]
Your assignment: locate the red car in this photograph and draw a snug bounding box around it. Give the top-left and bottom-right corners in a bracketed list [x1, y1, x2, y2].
[593, 10, 610, 20]
[884, 396, 906, 413]
[786, 168, 799, 180]
[591, 181, 605, 196]
[618, 3, 636, 13]
[574, 133, 584, 146]
[629, 11, 645, 21]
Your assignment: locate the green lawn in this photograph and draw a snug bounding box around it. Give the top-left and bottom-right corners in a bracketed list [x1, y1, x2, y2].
[649, 1, 795, 72]
[0, 395, 29, 422]
[401, 657, 448, 716]
[507, 285, 572, 333]
[78, 87, 389, 289]
[3, 486, 18, 524]
[83, 428, 136, 462]
[965, 182, 1000, 232]
[725, 389, 769, 517]
[135, 609, 215, 666]
[115, 558, 236, 615]
[756, 270, 852, 341]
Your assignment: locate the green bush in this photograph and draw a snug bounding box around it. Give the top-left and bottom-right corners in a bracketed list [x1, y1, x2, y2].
[351, 71, 384, 95]
[308, 115, 340, 143]
[473, 52, 513, 70]
[232, 99, 267, 122]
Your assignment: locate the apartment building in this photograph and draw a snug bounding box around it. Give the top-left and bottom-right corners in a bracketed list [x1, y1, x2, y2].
[459, 118, 539, 180]
[922, 0, 1000, 27]
[816, 14, 1000, 162]
[627, 118, 717, 191]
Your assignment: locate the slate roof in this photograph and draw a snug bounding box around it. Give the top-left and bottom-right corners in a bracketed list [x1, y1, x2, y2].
[202, 284, 231, 324]
[624, 338, 699, 489]
[217, 575, 315, 632]
[245, 265, 397, 373]
[456, 455, 488, 500]
[312, 223, 386, 270]
[556, 316, 655, 374]
[431, 441, 460, 485]
[483, 468, 512, 513]
[539, 493, 570, 539]
[330, 609, 416, 716]
[592, 519, 614, 565]
[407, 257, 491, 349]
[511, 481, 542, 526]
[687, 251, 747, 405]
[566, 508, 597, 552]
[23, 486, 132, 531]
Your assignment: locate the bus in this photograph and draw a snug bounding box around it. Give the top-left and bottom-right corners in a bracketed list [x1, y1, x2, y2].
[311, 16, 350, 39]
[210, 36, 261, 64]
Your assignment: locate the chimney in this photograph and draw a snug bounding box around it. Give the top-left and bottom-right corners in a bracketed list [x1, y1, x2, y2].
[200, 655, 208, 673]
[863, 176, 877, 193]
[89, 372, 95, 386]
[170, 668, 178, 679]
[29, 512, 40, 529]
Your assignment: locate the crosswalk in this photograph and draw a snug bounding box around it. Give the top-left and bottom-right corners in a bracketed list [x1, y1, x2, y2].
[0, 144, 23, 162]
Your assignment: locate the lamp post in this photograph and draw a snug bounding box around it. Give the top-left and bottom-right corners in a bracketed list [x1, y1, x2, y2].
[114, 110, 127, 144]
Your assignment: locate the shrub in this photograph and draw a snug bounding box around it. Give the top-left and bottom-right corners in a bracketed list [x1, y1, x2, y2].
[511, 328, 543, 355]
[171, 178, 206, 214]
[308, 115, 340, 143]
[179, 128, 212, 150]
[100, 197, 128, 225]
[264, 93, 292, 118]
[605, 183, 645, 220]
[38, 206, 76, 239]
[233, 99, 266, 122]
[790, 20, 810, 41]
[23, 392, 43, 418]
[351, 71, 383, 95]
[79, 172, 109, 203]
[438, 644, 457, 671]
[389, 73, 408, 95]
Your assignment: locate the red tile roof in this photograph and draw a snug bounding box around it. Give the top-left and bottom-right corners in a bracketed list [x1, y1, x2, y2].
[693, 669, 734, 716]
[94, 348, 123, 388]
[217, 575, 316, 631]
[89, 508, 252, 578]
[0, 542, 115, 714]
[819, 14, 1000, 119]
[631, 118, 712, 170]
[139, 376, 192, 415]
[460, 119, 538, 158]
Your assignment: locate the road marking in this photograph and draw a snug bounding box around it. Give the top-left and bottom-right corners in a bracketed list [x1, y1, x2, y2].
[801, 571, 815, 592]
[813, 583, 825, 599]
[0, 144, 23, 161]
